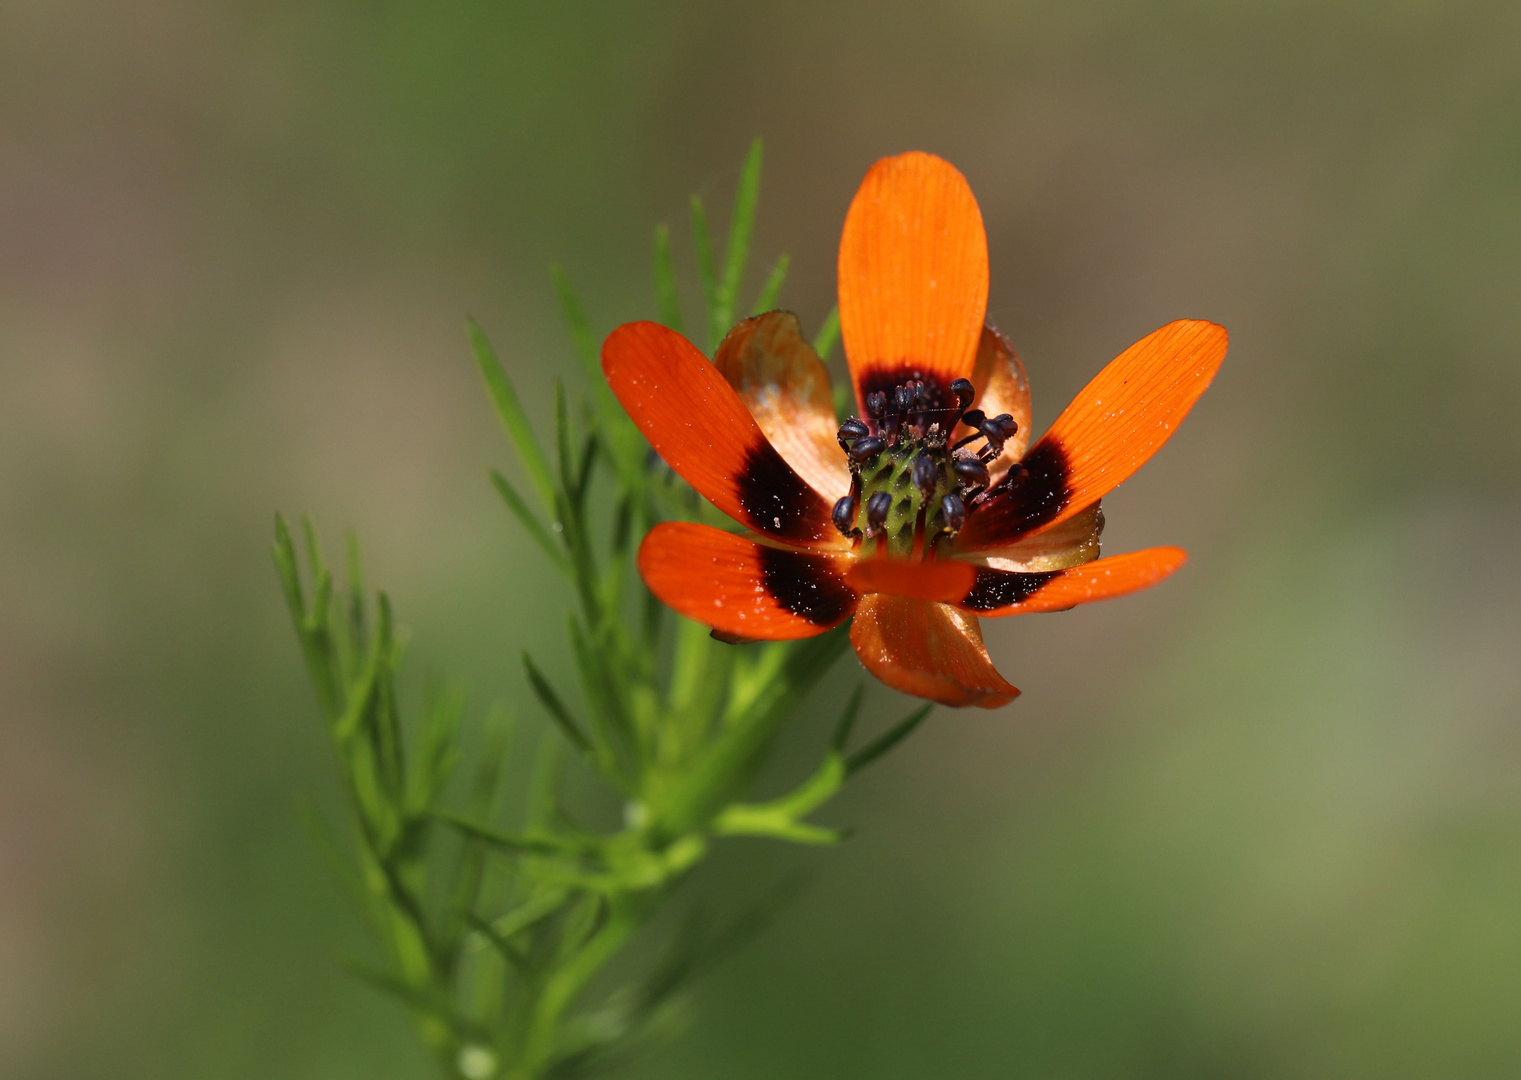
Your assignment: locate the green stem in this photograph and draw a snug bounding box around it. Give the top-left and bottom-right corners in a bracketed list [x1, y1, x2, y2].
[519, 893, 646, 1075]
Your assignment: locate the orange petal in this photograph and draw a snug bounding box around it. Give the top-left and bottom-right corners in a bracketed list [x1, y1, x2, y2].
[637, 522, 857, 640]
[844, 556, 977, 602]
[712, 312, 851, 502]
[965, 323, 1032, 481]
[838, 152, 988, 416]
[959, 320, 1228, 549]
[602, 321, 843, 547]
[849, 594, 1019, 709]
[959, 546, 1187, 616]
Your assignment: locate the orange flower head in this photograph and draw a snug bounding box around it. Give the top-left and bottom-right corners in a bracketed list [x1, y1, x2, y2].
[602, 152, 1228, 708]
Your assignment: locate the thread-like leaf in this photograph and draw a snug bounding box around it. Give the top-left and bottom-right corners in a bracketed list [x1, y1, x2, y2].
[458, 907, 533, 973]
[553, 379, 579, 506]
[344, 531, 368, 665]
[273, 516, 343, 718]
[429, 809, 579, 856]
[830, 684, 866, 753]
[491, 889, 572, 941]
[489, 469, 569, 573]
[689, 196, 718, 350]
[551, 266, 600, 382]
[846, 703, 932, 775]
[468, 317, 557, 514]
[715, 137, 763, 335]
[409, 679, 465, 811]
[652, 224, 683, 333]
[749, 253, 789, 316]
[812, 306, 840, 361]
[522, 651, 593, 757]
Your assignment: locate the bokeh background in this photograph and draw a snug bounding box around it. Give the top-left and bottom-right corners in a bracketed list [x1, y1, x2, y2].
[4, 1, 1521, 1077]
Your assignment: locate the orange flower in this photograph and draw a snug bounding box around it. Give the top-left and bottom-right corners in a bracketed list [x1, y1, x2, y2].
[602, 152, 1227, 708]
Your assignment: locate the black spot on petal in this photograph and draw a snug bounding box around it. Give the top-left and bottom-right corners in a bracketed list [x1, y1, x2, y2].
[737, 443, 833, 543]
[961, 567, 1063, 612]
[965, 439, 1072, 545]
[757, 547, 857, 626]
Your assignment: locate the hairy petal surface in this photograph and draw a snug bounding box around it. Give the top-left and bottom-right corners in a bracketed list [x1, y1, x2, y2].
[712, 311, 851, 502]
[849, 594, 1019, 709]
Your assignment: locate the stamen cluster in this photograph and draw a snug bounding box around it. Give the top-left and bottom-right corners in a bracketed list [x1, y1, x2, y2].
[832, 376, 1025, 556]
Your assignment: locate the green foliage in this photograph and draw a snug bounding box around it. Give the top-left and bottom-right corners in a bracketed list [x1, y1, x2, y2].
[275, 140, 930, 1080]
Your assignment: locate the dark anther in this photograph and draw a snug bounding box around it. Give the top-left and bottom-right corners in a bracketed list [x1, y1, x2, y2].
[837, 417, 869, 449]
[941, 493, 966, 533]
[991, 413, 1019, 440]
[960, 408, 986, 432]
[847, 436, 885, 464]
[865, 491, 893, 533]
[950, 378, 975, 409]
[953, 456, 990, 487]
[978, 415, 1009, 451]
[832, 494, 858, 535]
[893, 385, 915, 413]
[867, 391, 888, 418]
[913, 454, 940, 501]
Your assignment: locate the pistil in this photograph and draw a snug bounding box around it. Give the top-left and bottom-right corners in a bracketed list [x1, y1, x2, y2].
[832, 375, 1020, 555]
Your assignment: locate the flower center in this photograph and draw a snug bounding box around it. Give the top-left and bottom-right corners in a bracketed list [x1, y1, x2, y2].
[832, 376, 1024, 557]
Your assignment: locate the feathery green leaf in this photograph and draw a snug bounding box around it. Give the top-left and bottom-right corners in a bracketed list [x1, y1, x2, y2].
[715, 137, 763, 335]
[846, 703, 932, 775]
[812, 306, 840, 361]
[652, 224, 683, 333]
[551, 265, 600, 382]
[468, 318, 557, 514]
[749, 253, 789, 316]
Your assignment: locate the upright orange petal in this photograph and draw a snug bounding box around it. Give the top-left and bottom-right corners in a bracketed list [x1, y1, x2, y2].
[602, 321, 844, 547]
[849, 595, 1019, 709]
[712, 312, 851, 502]
[958, 320, 1228, 549]
[838, 152, 988, 416]
[958, 546, 1188, 616]
[637, 522, 857, 640]
[965, 323, 1032, 481]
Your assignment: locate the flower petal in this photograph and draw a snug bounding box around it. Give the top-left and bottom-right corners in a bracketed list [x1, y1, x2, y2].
[838, 152, 988, 417]
[712, 311, 851, 501]
[849, 595, 1019, 709]
[974, 504, 1104, 573]
[603, 321, 843, 547]
[844, 556, 977, 602]
[958, 546, 1187, 616]
[966, 323, 1032, 476]
[637, 522, 857, 640]
[959, 320, 1228, 549]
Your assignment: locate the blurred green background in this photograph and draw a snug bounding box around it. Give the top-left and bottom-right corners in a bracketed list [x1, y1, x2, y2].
[4, 1, 1521, 1077]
